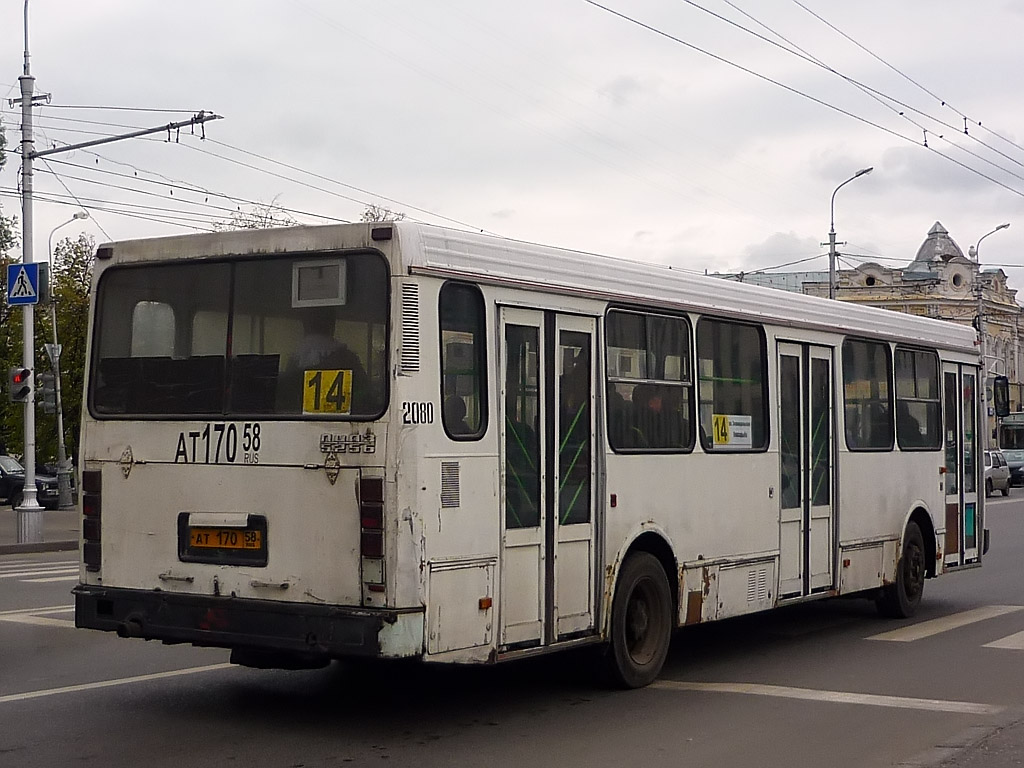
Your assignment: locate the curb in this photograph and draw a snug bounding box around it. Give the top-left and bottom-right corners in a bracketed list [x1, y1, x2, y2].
[0, 540, 78, 555]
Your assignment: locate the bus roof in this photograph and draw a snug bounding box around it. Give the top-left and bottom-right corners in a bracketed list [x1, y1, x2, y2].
[396, 223, 979, 354]
[96, 221, 979, 355]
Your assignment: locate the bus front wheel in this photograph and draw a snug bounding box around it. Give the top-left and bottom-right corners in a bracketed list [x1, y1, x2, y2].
[605, 552, 672, 688]
[876, 521, 926, 619]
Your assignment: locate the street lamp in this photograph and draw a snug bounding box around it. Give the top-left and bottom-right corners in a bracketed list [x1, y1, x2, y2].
[47, 210, 89, 508]
[969, 223, 1010, 453]
[829, 167, 873, 300]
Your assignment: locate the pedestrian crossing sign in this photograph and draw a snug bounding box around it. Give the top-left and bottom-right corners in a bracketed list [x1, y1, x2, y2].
[6, 263, 40, 306]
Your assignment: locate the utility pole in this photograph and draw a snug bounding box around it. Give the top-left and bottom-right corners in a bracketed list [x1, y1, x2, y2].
[8, 0, 221, 543]
[11, 0, 50, 542]
[970, 223, 1011, 454]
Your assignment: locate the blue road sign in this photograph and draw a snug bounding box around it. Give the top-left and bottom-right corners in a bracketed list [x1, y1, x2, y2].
[6, 263, 39, 306]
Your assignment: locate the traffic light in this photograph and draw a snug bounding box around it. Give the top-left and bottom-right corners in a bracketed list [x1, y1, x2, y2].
[36, 372, 56, 414]
[8, 367, 32, 403]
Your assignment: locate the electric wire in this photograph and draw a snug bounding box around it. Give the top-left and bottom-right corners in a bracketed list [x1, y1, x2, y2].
[41, 157, 350, 225]
[707, 0, 1024, 175]
[582, 1, 1024, 200]
[31, 164, 347, 227]
[40, 159, 113, 240]
[0, 189, 217, 232]
[791, 0, 1024, 159]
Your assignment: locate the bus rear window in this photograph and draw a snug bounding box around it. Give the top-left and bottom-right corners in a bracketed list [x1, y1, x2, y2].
[90, 252, 388, 419]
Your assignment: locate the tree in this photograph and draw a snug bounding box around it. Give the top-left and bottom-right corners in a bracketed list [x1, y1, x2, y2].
[214, 198, 298, 230]
[44, 233, 95, 461]
[360, 203, 406, 223]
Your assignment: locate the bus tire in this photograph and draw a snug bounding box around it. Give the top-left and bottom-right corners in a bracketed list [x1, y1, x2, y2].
[876, 521, 926, 619]
[604, 552, 672, 688]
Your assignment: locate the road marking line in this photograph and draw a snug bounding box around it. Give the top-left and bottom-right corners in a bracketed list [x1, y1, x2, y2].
[0, 614, 75, 628]
[652, 681, 1003, 715]
[0, 664, 234, 705]
[0, 560, 77, 568]
[0, 568, 78, 579]
[0, 564, 77, 573]
[0, 605, 73, 617]
[867, 605, 1024, 642]
[984, 630, 1024, 650]
[23, 576, 79, 584]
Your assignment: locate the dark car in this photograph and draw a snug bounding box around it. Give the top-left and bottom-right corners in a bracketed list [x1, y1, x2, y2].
[0, 454, 61, 509]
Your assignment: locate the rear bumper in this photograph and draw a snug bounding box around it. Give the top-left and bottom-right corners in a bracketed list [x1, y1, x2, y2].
[73, 584, 424, 659]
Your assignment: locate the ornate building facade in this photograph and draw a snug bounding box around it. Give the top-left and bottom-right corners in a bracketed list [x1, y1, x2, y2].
[725, 221, 1023, 422]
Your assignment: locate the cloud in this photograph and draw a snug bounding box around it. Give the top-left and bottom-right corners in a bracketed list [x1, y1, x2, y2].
[597, 76, 653, 108]
[740, 231, 824, 272]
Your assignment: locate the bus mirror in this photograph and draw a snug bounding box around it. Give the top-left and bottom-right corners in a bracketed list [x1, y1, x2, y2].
[993, 375, 1010, 418]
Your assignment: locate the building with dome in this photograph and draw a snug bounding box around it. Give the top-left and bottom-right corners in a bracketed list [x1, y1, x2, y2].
[723, 221, 1023, 423]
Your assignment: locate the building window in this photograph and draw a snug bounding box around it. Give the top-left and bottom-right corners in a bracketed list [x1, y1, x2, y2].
[842, 339, 893, 450]
[439, 282, 487, 439]
[895, 348, 941, 450]
[696, 318, 768, 452]
[605, 310, 693, 452]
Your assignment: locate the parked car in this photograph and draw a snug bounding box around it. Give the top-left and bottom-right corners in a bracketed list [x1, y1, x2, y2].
[0, 454, 61, 509]
[984, 449, 1011, 498]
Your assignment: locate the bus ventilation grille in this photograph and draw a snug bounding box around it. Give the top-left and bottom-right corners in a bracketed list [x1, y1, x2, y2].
[400, 283, 421, 373]
[747, 567, 768, 603]
[440, 462, 460, 508]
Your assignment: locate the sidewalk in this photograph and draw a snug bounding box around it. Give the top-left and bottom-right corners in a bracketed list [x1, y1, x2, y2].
[0, 505, 78, 555]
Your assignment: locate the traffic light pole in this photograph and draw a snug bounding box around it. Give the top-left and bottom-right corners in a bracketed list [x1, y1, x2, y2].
[50, 314, 71, 508]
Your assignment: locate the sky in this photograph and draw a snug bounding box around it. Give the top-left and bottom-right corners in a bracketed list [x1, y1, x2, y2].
[1, 0, 1023, 289]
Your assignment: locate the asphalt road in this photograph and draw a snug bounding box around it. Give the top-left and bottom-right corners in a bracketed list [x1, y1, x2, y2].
[3, 497, 1024, 767]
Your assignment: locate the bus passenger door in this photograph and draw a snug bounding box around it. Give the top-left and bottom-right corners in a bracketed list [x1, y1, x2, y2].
[778, 342, 835, 598]
[499, 308, 597, 648]
[943, 364, 980, 566]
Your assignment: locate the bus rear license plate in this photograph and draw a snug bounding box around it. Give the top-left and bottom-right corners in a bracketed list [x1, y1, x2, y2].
[189, 527, 262, 550]
[178, 513, 268, 566]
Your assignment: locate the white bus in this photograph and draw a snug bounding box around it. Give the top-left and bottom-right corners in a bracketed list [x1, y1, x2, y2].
[74, 222, 984, 687]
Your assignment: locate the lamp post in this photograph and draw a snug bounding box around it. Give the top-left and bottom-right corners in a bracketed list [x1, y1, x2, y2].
[47, 211, 88, 508]
[969, 223, 1010, 454]
[829, 167, 873, 299]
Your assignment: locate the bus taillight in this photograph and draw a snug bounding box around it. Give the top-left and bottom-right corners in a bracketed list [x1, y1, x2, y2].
[359, 476, 385, 602]
[82, 470, 102, 572]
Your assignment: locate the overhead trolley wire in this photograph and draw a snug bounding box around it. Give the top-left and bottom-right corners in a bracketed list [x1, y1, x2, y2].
[790, 0, 1024, 160]
[582, 1, 1024, 201]
[705, 0, 1024, 176]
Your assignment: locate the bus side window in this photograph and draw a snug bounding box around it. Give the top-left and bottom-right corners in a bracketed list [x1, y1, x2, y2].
[439, 282, 487, 440]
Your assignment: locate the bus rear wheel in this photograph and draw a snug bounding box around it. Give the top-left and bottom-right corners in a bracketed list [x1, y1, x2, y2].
[605, 552, 672, 688]
[877, 521, 926, 619]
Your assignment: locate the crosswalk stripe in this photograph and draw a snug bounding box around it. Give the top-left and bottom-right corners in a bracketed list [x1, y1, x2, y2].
[0, 562, 76, 572]
[867, 605, 1024, 642]
[0, 568, 78, 580]
[652, 680, 1003, 715]
[984, 630, 1024, 650]
[23, 576, 79, 584]
[0, 614, 76, 628]
[0, 605, 73, 617]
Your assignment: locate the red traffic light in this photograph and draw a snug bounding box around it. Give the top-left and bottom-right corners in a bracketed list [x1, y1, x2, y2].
[8, 367, 32, 403]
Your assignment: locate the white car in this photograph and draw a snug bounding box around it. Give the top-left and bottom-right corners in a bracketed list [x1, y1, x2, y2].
[985, 450, 1011, 497]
